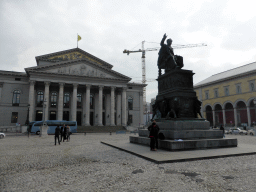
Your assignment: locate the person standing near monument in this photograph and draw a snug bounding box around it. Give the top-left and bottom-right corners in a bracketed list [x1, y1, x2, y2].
[148, 120, 160, 151]
[55, 126, 61, 145]
[220, 125, 225, 138]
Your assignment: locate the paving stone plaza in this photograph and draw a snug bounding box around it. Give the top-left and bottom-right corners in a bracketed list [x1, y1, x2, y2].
[1, 133, 256, 191]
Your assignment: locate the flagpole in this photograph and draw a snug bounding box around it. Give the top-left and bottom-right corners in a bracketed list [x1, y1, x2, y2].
[77, 33, 78, 48]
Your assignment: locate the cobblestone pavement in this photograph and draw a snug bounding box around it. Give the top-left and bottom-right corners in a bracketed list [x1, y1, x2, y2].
[1, 133, 256, 192]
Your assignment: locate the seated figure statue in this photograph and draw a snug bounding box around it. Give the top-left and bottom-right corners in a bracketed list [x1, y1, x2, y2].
[157, 33, 183, 76]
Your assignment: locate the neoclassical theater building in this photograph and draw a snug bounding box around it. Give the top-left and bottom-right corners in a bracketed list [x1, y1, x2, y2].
[194, 62, 256, 127]
[0, 48, 146, 127]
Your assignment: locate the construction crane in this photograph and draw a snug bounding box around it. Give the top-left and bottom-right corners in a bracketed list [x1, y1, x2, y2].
[123, 41, 207, 113]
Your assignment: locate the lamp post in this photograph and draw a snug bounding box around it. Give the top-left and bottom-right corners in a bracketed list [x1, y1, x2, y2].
[25, 104, 30, 126]
[25, 104, 30, 137]
[40, 99, 47, 137]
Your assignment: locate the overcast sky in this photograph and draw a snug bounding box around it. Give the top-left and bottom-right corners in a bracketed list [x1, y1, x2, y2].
[1, 0, 256, 102]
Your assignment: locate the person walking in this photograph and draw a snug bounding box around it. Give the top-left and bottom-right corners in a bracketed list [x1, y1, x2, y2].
[148, 120, 160, 151]
[55, 126, 61, 145]
[66, 125, 70, 142]
[220, 125, 225, 138]
[63, 125, 67, 142]
[60, 124, 65, 142]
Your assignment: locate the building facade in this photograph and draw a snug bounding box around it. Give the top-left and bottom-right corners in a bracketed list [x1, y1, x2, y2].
[0, 48, 146, 127]
[194, 62, 256, 127]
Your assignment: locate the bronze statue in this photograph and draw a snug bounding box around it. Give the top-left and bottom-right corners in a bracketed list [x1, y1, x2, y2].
[194, 97, 203, 118]
[157, 33, 183, 76]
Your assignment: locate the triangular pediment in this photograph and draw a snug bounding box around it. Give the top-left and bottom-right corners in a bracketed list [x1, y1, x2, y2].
[35, 48, 113, 69]
[26, 60, 131, 80]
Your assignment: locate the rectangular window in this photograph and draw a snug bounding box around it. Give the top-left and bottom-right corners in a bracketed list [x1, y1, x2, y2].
[249, 81, 255, 92]
[236, 84, 242, 94]
[224, 86, 229, 96]
[11, 112, 18, 123]
[214, 88, 218, 98]
[205, 91, 209, 100]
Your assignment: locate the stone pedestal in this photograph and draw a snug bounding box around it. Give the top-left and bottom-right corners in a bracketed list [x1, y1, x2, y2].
[129, 69, 238, 151]
[40, 125, 49, 136]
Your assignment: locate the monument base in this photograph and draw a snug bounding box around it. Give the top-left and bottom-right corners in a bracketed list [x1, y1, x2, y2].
[138, 129, 223, 140]
[130, 136, 237, 151]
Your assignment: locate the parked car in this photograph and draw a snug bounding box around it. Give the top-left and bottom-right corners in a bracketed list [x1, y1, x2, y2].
[0, 132, 6, 139]
[247, 129, 255, 136]
[238, 128, 248, 135]
[228, 128, 239, 134]
[227, 128, 247, 135]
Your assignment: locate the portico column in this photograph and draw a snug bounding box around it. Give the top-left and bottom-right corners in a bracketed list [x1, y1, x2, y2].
[212, 110, 216, 127]
[57, 83, 64, 120]
[116, 92, 122, 126]
[110, 86, 115, 126]
[71, 84, 78, 121]
[139, 92, 144, 127]
[122, 87, 127, 126]
[234, 107, 238, 127]
[44, 82, 50, 121]
[222, 109, 226, 127]
[85, 85, 91, 126]
[28, 80, 35, 122]
[98, 85, 104, 126]
[247, 106, 251, 127]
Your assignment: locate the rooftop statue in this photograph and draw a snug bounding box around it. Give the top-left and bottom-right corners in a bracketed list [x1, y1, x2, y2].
[157, 33, 183, 76]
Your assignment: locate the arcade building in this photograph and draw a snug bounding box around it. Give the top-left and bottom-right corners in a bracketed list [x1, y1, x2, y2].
[194, 62, 256, 127]
[0, 48, 146, 127]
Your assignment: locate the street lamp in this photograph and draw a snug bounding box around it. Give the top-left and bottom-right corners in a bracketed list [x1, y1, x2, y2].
[25, 104, 30, 125]
[40, 99, 47, 137]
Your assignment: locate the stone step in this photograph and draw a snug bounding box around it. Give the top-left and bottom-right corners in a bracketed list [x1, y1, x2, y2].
[77, 126, 126, 133]
[130, 136, 237, 151]
[139, 129, 223, 140]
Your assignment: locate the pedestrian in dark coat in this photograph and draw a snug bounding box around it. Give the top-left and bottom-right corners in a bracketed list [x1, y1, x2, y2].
[55, 126, 61, 145]
[220, 125, 225, 138]
[63, 126, 67, 142]
[60, 124, 65, 142]
[148, 120, 160, 151]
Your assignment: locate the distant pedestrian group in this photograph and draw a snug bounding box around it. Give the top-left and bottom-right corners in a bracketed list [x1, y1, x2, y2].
[54, 124, 71, 145]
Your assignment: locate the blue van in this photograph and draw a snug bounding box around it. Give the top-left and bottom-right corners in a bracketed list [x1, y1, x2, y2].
[31, 120, 77, 135]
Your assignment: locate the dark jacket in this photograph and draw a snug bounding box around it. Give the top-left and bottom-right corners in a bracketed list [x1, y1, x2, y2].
[148, 124, 160, 137]
[220, 126, 225, 134]
[55, 127, 61, 136]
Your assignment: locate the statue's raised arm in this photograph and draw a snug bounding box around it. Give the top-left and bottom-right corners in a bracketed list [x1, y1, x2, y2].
[157, 33, 178, 75]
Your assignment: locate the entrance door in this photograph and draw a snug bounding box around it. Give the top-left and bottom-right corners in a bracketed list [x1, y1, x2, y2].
[90, 112, 94, 126]
[36, 110, 43, 121]
[63, 111, 69, 121]
[77, 111, 82, 125]
[50, 111, 56, 120]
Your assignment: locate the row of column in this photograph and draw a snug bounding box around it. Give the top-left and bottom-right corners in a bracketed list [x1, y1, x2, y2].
[211, 106, 252, 127]
[28, 81, 128, 126]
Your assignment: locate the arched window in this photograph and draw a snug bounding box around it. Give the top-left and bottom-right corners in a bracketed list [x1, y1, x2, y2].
[77, 93, 82, 108]
[37, 91, 44, 107]
[51, 92, 57, 107]
[12, 90, 21, 106]
[90, 94, 94, 109]
[128, 96, 133, 110]
[64, 93, 70, 108]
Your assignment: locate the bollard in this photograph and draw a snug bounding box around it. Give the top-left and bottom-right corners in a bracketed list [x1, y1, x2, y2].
[110, 132, 112, 135]
[84, 132, 86, 136]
